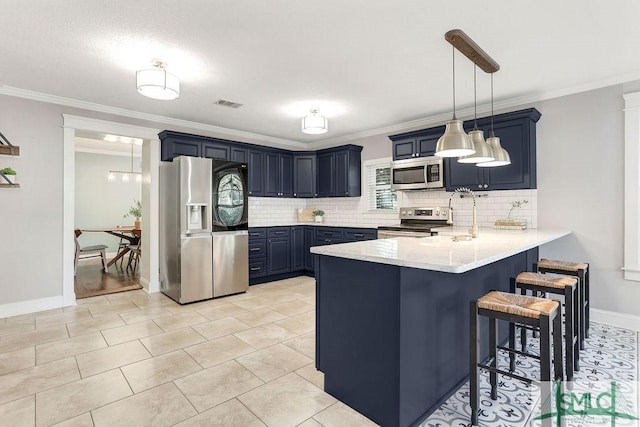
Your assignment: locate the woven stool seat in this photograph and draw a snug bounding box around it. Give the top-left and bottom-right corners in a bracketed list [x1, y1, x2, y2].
[478, 291, 559, 319]
[516, 272, 577, 289]
[538, 258, 588, 272]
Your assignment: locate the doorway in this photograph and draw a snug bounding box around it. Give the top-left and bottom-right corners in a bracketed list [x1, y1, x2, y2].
[62, 115, 161, 305]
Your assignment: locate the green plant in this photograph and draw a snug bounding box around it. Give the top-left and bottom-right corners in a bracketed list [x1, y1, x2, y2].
[508, 199, 528, 218]
[313, 209, 325, 217]
[0, 167, 16, 175]
[124, 199, 142, 219]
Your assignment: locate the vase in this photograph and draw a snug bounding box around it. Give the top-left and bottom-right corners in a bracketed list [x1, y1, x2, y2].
[315, 215, 323, 223]
[134, 219, 141, 229]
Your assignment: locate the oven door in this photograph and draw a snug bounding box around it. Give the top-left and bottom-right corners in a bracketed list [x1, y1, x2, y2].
[390, 157, 444, 190]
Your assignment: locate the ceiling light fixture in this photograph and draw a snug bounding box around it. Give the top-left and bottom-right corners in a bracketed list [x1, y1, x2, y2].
[136, 59, 180, 100]
[108, 144, 142, 183]
[458, 64, 494, 164]
[477, 73, 511, 168]
[435, 44, 475, 158]
[301, 108, 328, 134]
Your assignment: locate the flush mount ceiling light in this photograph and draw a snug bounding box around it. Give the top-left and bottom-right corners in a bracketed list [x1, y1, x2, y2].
[477, 73, 511, 168]
[301, 108, 328, 134]
[435, 44, 474, 158]
[136, 59, 180, 100]
[108, 144, 142, 183]
[458, 64, 494, 164]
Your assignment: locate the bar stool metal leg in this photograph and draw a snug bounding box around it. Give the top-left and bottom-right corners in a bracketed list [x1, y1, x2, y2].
[470, 301, 480, 426]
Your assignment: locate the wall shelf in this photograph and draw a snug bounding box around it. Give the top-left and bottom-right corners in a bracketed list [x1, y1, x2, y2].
[0, 173, 19, 187]
[0, 131, 19, 156]
[0, 183, 19, 188]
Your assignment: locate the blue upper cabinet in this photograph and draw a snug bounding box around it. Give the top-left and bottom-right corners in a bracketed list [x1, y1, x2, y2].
[317, 145, 362, 197]
[159, 130, 362, 198]
[445, 108, 541, 191]
[248, 150, 265, 197]
[265, 152, 293, 197]
[293, 153, 317, 198]
[390, 127, 444, 160]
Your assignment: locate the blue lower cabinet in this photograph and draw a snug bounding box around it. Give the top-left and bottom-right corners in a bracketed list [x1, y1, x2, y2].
[267, 227, 291, 275]
[304, 227, 315, 271]
[291, 227, 305, 272]
[248, 228, 267, 281]
[248, 260, 266, 278]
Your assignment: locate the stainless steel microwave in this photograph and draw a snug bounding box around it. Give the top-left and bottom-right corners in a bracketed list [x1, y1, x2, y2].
[390, 156, 444, 190]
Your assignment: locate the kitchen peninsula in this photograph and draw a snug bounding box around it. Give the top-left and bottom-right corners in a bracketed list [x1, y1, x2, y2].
[310, 228, 570, 427]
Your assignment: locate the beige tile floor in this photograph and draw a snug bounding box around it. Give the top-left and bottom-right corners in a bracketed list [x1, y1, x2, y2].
[0, 276, 378, 427]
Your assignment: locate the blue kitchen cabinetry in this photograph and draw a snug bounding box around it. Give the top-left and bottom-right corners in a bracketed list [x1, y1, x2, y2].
[388, 108, 541, 192]
[265, 152, 293, 197]
[159, 130, 362, 199]
[316, 145, 363, 197]
[248, 228, 267, 279]
[444, 108, 541, 191]
[249, 225, 377, 284]
[294, 153, 317, 198]
[389, 128, 443, 160]
[267, 227, 291, 275]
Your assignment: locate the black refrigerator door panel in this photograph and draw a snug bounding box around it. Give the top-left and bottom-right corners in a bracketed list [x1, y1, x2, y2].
[212, 161, 249, 232]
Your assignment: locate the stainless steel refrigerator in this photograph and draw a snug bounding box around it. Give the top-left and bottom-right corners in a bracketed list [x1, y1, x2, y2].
[160, 156, 248, 304]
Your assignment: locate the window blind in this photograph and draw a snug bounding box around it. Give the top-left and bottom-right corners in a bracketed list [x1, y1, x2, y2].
[367, 163, 397, 211]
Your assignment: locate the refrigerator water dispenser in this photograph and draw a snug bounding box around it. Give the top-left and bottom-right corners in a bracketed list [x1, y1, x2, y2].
[186, 204, 207, 230]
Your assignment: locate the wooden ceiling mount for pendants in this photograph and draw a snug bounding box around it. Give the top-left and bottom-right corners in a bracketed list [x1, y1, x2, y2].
[445, 29, 500, 73]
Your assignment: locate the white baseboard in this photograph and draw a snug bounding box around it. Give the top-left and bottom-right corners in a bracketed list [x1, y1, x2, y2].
[140, 277, 160, 294]
[591, 308, 640, 331]
[0, 295, 66, 318]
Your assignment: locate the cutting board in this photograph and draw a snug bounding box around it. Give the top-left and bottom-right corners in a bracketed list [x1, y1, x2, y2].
[297, 208, 316, 222]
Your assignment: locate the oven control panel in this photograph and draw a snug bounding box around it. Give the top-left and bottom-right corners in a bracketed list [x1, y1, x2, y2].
[399, 206, 449, 220]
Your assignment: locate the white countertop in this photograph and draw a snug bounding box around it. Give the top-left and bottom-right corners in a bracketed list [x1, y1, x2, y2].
[310, 228, 571, 273]
[249, 221, 377, 229]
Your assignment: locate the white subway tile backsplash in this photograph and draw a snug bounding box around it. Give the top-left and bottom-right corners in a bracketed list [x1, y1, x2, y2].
[248, 189, 537, 229]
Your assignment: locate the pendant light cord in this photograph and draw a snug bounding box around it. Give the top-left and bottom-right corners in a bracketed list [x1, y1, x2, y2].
[452, 44, 456, 120]
[130, 144, 134, 173]
[490, 73, 495, 137]
[473, 63, 478, 130]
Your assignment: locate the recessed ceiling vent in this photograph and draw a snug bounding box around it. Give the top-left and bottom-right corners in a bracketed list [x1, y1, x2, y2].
[214, 99, 243, 109]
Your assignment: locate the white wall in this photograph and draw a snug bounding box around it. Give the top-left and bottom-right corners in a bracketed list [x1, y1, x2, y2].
[74, 152, 141, 252]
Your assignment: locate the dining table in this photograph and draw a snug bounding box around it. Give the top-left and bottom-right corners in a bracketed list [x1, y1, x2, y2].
[82, 226, 141, 267]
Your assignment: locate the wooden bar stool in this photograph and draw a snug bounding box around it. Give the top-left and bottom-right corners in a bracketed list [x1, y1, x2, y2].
[514, 272, 579, 381]
[470, 291, 562, 426]
[537, 258, 589, 349]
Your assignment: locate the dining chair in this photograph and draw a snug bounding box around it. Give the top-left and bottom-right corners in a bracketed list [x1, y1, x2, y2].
[127, 230, 142, 272]
[74, 229, 109, 275]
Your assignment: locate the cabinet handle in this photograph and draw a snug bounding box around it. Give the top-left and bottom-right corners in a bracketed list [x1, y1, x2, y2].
[353, 233, 364, 238]
[323, 232, 333, 236]
[249, 233, 261, 237]
[250, 267, 261, 271]
[250, 248, 261, 252]
[483, 184, 488, 189]
[274, 231, 285, 235]
[477, 184, 482, 189]
[294, 193, 297, 196]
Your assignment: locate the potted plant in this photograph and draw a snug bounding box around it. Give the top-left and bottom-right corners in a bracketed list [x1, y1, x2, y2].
[124, 199, 142, 228]
[313, 209, 325, 223]
[494, 199, 528, 229]
[0, 167, 17, 184]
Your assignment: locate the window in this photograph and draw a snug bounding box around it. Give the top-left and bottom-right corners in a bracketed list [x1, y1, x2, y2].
[367, 162, 397, 211]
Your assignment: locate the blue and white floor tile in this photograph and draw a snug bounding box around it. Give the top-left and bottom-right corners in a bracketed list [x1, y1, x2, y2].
[421, 323, 639, 427]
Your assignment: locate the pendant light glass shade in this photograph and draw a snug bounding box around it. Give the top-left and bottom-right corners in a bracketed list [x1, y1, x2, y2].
[137, 60, 180, 100]
[301, 109, 328, 134]
[477, 134, 511, 167]
[435, 45, 474, 157]
[458, 129, 494, 163]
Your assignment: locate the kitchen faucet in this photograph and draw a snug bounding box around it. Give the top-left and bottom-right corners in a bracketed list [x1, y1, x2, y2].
[448, 187, 478, 238]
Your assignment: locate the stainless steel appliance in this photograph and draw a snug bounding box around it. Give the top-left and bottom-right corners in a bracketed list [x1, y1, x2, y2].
[211, 160, 249, 297]
[160, 156, 249, 304]
[390, 156, 444, 190]
[377, 206, 450, 238]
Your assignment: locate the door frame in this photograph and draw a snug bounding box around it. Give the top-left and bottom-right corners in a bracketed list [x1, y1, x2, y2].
[62, 115, 161, 306]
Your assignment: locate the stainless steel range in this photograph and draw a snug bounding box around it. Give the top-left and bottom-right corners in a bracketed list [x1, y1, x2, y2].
[377, 206, 451, 238]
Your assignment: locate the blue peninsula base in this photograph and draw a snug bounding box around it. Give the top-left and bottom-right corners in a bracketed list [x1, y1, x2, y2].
[315, 247, 539, 427]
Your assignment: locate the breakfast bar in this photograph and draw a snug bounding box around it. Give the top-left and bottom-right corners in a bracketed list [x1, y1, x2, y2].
[310, 228, 570, 427]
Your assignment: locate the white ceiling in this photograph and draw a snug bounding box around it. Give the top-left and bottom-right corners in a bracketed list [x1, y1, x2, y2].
[2, 1, 640, 145]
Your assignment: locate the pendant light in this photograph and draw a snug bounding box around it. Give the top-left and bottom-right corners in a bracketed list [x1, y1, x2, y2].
[108, 144, 142, 183]
[301, 108, 328, 134]
[458, 64, 494, 163]
[136, 59, 180, 100]
[435, 45, 475, 158]
[477, 73, 511, 167]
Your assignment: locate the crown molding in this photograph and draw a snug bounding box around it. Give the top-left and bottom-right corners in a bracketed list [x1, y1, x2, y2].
[0, 86, 306, 149]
